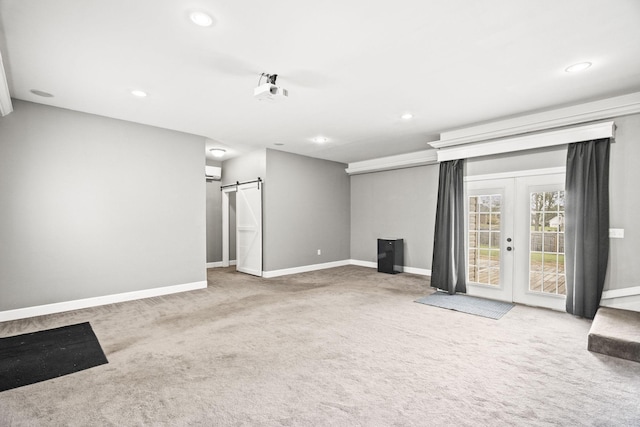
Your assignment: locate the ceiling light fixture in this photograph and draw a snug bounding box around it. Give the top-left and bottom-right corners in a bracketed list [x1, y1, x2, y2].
[313, 136, 328, 143]
[565, 62, 592, 73]
[190, 11, 213, 27]
[30, 89, 54, 98]
[401, 113, 413, 120]
[131, 90, 147, 97]
[210, 148, 226, 158]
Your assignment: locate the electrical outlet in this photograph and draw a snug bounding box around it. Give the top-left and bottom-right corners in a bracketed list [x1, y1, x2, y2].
[317, 249, 321, 255]
[609, 228, 624, 238]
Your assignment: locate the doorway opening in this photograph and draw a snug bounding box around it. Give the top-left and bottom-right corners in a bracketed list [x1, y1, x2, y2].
[465, 169, 566, 310]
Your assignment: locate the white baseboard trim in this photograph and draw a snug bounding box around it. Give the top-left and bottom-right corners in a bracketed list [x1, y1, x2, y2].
[262, 260, 351, 278]
[403, 266, 432, 276]
[350, 259, 377, 269]
[0, 280, 207, 322]
[1, 259, 434, 321]
[349, 259, 431, 276]
[600, 286, 640, 312]
[601, 286, 640, 300]
[261, 259, 425, 278]
[206, 260, 237, 269]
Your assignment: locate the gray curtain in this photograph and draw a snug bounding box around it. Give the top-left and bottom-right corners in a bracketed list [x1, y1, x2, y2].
[565, 138, 610, 319]
[431, 159, 466, 294]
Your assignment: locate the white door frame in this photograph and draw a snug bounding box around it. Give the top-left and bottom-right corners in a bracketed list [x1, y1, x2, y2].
[465, 167, 567, 310]
[221, 186, 234, 268]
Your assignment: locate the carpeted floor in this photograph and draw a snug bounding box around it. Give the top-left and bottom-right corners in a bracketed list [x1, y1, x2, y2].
[0, 266, 639, 426]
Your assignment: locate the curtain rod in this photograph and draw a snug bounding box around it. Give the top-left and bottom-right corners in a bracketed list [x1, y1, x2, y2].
[220, 177, 262, 190]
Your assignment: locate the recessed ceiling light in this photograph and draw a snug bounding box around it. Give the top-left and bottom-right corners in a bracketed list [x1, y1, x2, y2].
[401, 113, 413, 120]
[565, 62, 592, 73]
[274, 142, 285, 146]
[190, 11, 213, 27]
[131, 90, 147, 97]
[313, 136, 328, 143]
[30, 89, 54, 98]
[210, 148, 226, 158]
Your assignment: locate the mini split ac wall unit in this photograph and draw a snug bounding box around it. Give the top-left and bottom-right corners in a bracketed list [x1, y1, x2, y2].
[205, 166, 222, 181]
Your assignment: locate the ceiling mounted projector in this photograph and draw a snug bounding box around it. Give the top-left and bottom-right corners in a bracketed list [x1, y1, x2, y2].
[254, 73, 288, 101]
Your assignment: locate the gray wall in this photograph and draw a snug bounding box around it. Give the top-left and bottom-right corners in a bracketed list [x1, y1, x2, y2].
[221, 149, 266, 187]
[0, 100, 206, 311]
[466, 144, 567, 175]
[350, 165, 440, 270]
[607, 113, 640, 291]
[205, 160, 222, 264]
[349, 113, 640, 293]
[264, 149, 350, 271]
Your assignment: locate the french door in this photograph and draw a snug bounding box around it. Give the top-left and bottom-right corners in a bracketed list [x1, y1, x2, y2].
[466, 172, 566, 311]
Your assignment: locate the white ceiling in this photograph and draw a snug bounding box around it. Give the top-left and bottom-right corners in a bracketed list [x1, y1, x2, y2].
[1, 0, 639, 164]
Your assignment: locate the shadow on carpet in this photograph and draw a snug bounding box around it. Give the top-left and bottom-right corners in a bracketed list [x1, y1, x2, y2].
[0, 322, 108, 392]
[415, 292, 514, 320]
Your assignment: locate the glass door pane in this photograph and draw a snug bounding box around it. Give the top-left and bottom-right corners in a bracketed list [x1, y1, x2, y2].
[468, 194, 501, 286]
[528, 190, 565, 295]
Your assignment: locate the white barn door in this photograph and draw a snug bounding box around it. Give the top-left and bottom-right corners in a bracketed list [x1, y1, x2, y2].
[236, 182, 262, 276]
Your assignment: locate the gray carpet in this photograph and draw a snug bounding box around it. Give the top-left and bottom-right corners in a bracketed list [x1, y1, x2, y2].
[415, 292, 515, 319]
[1, 266, 639, 426]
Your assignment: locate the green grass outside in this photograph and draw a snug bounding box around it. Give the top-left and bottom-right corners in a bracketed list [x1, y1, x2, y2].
[530, 227, 562, 232]
[530, 252, 565, 264]
[472, 246, 564, 264]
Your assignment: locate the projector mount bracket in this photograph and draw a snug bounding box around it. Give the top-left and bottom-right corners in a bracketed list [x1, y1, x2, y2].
[258, 73, 278, 86]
